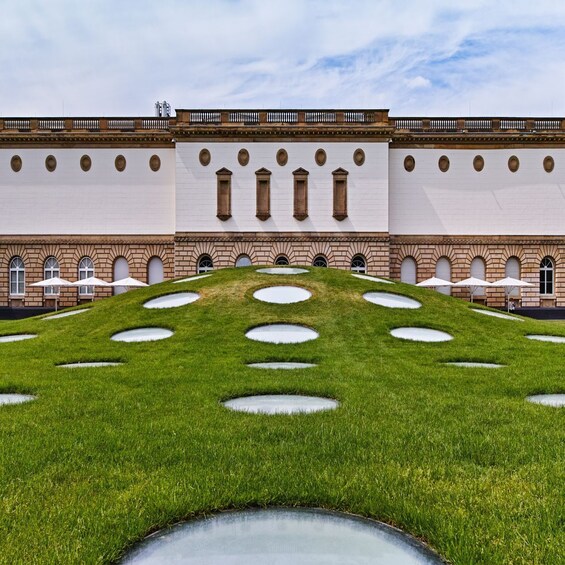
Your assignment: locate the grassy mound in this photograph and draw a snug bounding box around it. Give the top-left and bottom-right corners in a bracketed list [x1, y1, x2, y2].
[0, 267, 564, 564]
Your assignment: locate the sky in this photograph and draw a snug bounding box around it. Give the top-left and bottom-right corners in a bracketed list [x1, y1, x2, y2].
[2, 0, 565, 117]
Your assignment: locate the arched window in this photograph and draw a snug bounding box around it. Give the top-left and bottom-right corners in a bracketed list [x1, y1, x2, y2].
[505, 257, 521, 297]
[470, 257, 486, 297]
[540, 257, 554, 295]
[312, 255, 328, 268]
[147, 256, 164, 284]
[351, 255, 367, 274]
[9, 257, 25, 296]
[197, 255, 214, 274]
[44, 257, 60, 296]
[274, 255, 289, 266]
[78, 257, 94, 296]
[435, 257, 452, 296]
[235, 255, 252, 267]
[113, 256, 129, 295]
[400, 257, 417, 284]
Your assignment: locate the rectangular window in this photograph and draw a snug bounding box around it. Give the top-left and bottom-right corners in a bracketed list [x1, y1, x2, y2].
[293, 168, 309, 221]
[332, 168, 348, 221]
[216, 168, 232, 221]
[255, 168, 271, 220]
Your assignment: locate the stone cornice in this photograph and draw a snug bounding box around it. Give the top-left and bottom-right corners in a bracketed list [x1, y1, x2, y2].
[0, 235, 174, 244]
[391, 234, 565, 244]
[175, 231, 390, 242]
[0, 132, 174, 148]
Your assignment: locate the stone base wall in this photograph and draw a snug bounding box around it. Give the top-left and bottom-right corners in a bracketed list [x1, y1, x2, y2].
[390, 235, 565, 308]
[0, 236, 174, 308]
[174, 232, 390, 277]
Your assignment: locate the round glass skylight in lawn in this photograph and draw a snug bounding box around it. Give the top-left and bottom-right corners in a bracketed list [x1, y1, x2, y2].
[122, 507, 443, 564]
[247, 362, 317, 369]
[173, 274, 212, 284]
[57, 362, 123, 368]
[352, 273, 394, 284]
[445, 362, 504, 368]
[223, 394, 338, 415]
[143, 292, 199, 309]
[471, 308, 523, 321]
[253, 286, 311, 304]
[363, 292, 421, 309]
[256, 267, 308, 275]
[44, 309, 89, 320]
[527, 394, 565, 407]
[245, 324, 318, 344]
[390, 327, 453, 342]
[526, 335, 565, 343]
[0, 334, 37, 343]
[111, 328, 173, 343]
[0, 394, 35, 406]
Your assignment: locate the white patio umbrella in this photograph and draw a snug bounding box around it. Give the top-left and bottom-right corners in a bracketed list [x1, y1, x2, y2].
[416, 277, 454, 288]
[70, 277, 111, 301]
[108, 276, 148, 294]
[453, 277, 493, 302]
[30, 277, 73, 311]
[491, 277, 534, 311]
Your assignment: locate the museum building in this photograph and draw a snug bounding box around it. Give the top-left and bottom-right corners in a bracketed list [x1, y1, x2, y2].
[0, 109, 564, 308]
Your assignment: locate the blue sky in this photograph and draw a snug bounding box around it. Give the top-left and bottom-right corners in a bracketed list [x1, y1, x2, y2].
[2, 0, 565, 117]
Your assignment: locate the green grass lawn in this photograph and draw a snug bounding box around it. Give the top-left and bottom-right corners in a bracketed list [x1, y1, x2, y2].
[0, 267, 564, 564]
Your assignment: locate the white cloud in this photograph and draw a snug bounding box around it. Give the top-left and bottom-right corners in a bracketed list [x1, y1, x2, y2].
[1, 0, 565, 116]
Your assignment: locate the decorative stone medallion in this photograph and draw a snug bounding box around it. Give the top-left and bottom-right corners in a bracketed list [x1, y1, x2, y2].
[276, 148, 288, 166]
[238, 148, 250, 166]
[11, 155, 22, 172]
[353, 148, 365, 166]
[115, 154, 126, 172]
[199, 149, 211, 166]
[404, 155, 415, 172]
[544, 155, 554, 173]
[473, 155, 484, 172]
[508, 155, 519, 172]
[45, 155, 57, 172]
[438, 155, 450, 172]
[315, 148, 326, 166]
[149, 154, 161, 172]
[80, 154, 92, 172]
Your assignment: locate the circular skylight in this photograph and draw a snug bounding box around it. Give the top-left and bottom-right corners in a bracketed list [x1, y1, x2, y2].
[390, 327, 453, 342]
[253, 286, 311, 304]
[245, 324, 318, 344]
[256, 268, 309, 275]
[223, 394, 339, 415]
[121, 508, 443, 564]
[0, 334, 37, 343]
[527, 394, 565, 407]
[111, 328, 173, 343]
[471, 309, 523, 321]
[144, 292, 200, 309]
[363, 292, 421, 309]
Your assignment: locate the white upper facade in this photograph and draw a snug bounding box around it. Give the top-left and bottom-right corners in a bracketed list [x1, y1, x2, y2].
[389, 147, 565, 236]
[0, 148, 175, 235]
[175, 142, 389, 233]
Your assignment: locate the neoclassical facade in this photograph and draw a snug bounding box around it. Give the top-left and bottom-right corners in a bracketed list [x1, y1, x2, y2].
[1, 110, 564, 308]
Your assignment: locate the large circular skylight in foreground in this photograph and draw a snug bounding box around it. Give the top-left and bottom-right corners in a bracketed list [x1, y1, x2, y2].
[0, 334, 37, 343]
[111, 328, 173, 343]
[245, 324, 318, 344]
[44, 309, 89, 320]
[223, 395, 338, 415]
[526, 394, 565, 407]
[471, 309, 523, 321]
[256, 267, 309, 275]
[352, 273, 394, 284]
[0, 394, 35, 406]
[121, 508, 443, 564]
[143, 292, 199, 309]
[363, 292, 421, 309]
[391, 327, 453, 342]
[247, 362, 317, 370]
[253, 286, 311, 304]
